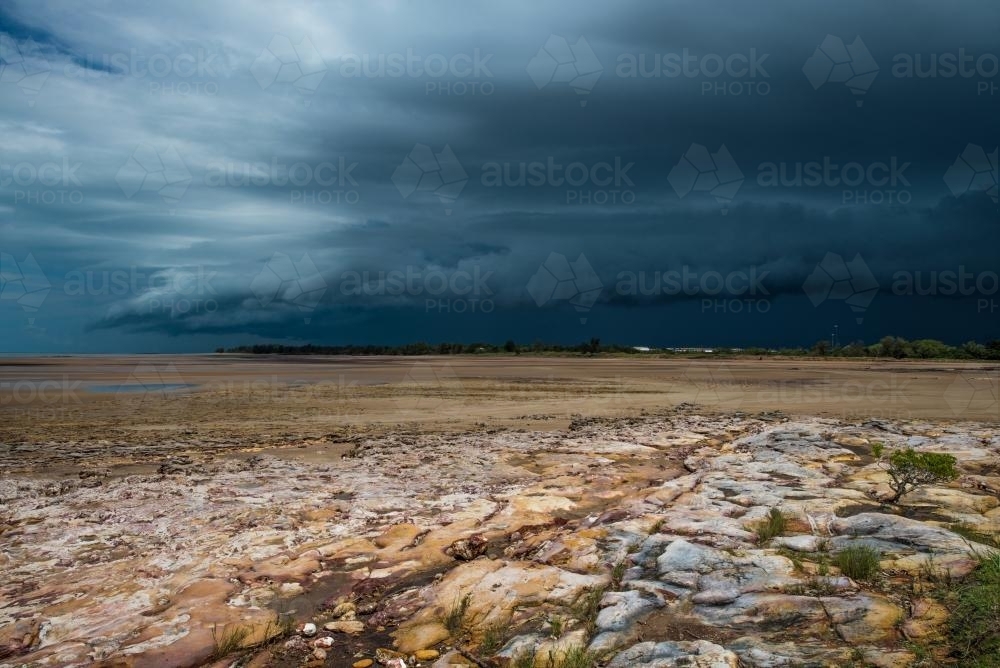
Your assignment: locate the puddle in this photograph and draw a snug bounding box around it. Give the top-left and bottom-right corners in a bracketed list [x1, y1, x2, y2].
[265, 560, 451, 667]
[834, 502, 884, 517]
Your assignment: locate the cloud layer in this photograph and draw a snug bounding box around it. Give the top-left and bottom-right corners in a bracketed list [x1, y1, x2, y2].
[0, 0, 997, 351]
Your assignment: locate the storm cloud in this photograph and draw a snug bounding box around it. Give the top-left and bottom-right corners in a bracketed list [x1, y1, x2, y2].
[0, 0, 997, 352]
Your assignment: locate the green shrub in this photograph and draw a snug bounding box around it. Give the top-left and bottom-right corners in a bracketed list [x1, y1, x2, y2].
[835, 545, 881, 581]
[873, 446, 958, 503]
[948, 553, 1000, 666]
[754, 508, 788, 544]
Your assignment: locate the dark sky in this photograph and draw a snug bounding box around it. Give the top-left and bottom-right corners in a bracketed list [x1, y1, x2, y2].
[0, 0, 997, 352]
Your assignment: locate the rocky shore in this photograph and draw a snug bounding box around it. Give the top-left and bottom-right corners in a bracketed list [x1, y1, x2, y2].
[1, 410, 998, 667]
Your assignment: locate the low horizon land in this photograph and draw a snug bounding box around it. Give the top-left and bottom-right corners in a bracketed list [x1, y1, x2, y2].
[2, 355, 997, 434]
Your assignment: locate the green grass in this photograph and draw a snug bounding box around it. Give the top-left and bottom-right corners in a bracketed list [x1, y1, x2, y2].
[479, 617, 512, 655]
[574, 586, 606, 637]
[512, 649, 536, 668]
[610, 559, 628, 589]
[556, 646, 599, 668]
[835, 545, 881, 581]
[754, 508, 788, 544]
[444, 592, 472, 634]
[549, 614, 564, 638]
[210, 623, 251, 660]
[950, 523, 1000, 550]
[947, 553, 1000, 667]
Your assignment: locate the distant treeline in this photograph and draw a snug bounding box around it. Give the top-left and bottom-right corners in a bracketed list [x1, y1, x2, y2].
[219, 336, 1000, 360]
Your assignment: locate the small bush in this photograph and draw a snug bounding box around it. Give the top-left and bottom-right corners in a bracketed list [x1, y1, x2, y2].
[444, 592, 472, 634]
[754, 508, 788, 544]
[948, 552, 1000, 666]
[835, 545, 881, 581]
[872, 444, 958, 503]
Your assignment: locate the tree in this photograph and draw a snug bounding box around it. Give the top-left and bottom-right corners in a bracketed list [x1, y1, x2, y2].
[811, 340, 830, 356]
[872, 442, 958, 503]
[504, 339, 517, 353]
[580, 337, 601, 355]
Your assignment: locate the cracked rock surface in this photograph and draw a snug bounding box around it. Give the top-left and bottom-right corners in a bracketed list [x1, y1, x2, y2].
[1, 411, 997, 667]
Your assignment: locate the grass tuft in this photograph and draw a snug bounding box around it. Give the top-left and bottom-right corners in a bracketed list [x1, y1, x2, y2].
[949, 523, 1000, 550]
[754, 508, 788, 544]
[549, 614, 564, 638]
[210, 623, 251, 660]
[610, 559, 628, 589]
[574, 586, 606, 637]
[444, 592, 472, 634]
[947, 552, 1000, 666]
[512, 649, 536, 668]
[556, 645, 599, 668]
[479, 617, 512, 655]
[835, 545, 881, 581]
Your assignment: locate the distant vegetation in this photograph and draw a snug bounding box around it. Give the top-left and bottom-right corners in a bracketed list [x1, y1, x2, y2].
[218, 336, 1000, 359]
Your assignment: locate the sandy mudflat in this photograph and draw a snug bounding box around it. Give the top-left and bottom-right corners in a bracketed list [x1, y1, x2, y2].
[0, 356, 998, 667]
